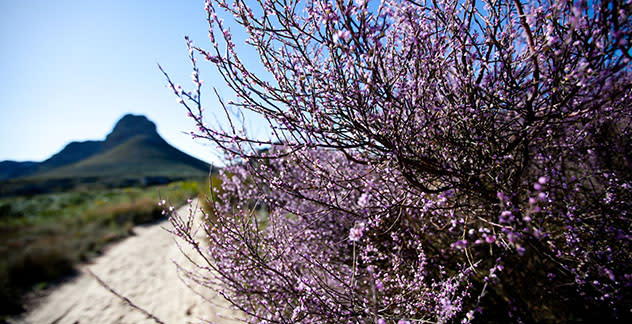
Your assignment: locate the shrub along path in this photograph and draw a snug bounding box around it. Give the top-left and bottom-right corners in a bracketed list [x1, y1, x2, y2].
[10, 200, 238, 324]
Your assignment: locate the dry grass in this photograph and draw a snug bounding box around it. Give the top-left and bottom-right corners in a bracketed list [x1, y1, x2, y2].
[0, 180, 201, 318]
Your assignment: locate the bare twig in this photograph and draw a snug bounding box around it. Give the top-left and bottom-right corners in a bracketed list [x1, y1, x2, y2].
[86, 268, 166, 324]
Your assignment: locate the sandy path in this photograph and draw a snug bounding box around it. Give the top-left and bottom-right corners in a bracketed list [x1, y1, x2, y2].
[10, 200, 239, 324]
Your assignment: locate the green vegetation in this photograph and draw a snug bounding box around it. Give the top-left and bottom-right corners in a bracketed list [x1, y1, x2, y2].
[197, 174, 223, 215]
[0, 180, 201, 317]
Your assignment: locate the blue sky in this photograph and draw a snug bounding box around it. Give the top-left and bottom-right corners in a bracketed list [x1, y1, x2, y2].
[0, 0, 262, 166]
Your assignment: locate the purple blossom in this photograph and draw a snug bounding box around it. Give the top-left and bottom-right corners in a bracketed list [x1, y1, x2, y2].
[334, 30, 351, 42]
[357, 192, 370, 207]
[349, 222, 365, 242]
[166, 0, 632, 322]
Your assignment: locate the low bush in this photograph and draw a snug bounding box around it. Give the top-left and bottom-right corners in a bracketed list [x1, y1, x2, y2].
[84, 197, 162, 226]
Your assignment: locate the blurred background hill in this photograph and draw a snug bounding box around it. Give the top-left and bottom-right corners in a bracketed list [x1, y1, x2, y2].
[0, 114, 213, 196]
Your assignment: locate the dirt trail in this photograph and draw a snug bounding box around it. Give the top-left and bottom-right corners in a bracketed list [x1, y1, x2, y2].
[10, 200, 238, 324]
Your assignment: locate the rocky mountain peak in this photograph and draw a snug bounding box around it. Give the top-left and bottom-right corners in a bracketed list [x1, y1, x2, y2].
[105, 114, 159, 146]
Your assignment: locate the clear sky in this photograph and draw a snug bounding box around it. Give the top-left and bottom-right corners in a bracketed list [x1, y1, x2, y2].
[0, 0, 262, 166]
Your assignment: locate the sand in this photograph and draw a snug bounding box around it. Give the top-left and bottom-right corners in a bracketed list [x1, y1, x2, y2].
[10, 200, 240, 324]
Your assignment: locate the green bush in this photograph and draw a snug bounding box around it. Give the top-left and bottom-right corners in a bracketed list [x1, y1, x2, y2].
[0, 180, 202, 319]
[84, 197, 162, 226]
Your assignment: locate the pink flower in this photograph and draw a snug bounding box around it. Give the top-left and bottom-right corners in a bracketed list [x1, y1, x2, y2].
[334, 30, 351, 42]
[375, 279, 384, 291]
[349, 222, 365, 242]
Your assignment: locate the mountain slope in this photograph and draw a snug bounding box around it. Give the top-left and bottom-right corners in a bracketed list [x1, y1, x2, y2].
[36, 134, 209, 179]
[30, 114, 209, 180]
[36, 140, 104, 173]
[0, 114, 210, 195]
[0, 140, 104, 180]
[0, 161, 38, 181]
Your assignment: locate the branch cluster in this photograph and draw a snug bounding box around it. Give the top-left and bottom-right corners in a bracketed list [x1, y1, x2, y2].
[166, 0, 632, 322]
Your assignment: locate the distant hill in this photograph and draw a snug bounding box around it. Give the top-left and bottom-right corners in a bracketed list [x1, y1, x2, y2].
[44, 141, 104, 170]
[0, 161, 38, 181]
[0, 114, 211, 196]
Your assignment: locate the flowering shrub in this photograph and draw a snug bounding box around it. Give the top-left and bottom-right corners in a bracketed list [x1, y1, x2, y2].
[165, 0, 632, 322]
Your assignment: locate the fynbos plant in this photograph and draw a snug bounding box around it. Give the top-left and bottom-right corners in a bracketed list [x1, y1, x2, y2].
[165, 0, 632, 322]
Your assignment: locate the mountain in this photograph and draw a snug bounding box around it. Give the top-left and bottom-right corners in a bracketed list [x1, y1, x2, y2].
[43, 141, 104, 169]
[104, 114, 161, 147]
[0, 141, 104, 181]
[0, 161, 38, 181]
[0, 114, 211, 195]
